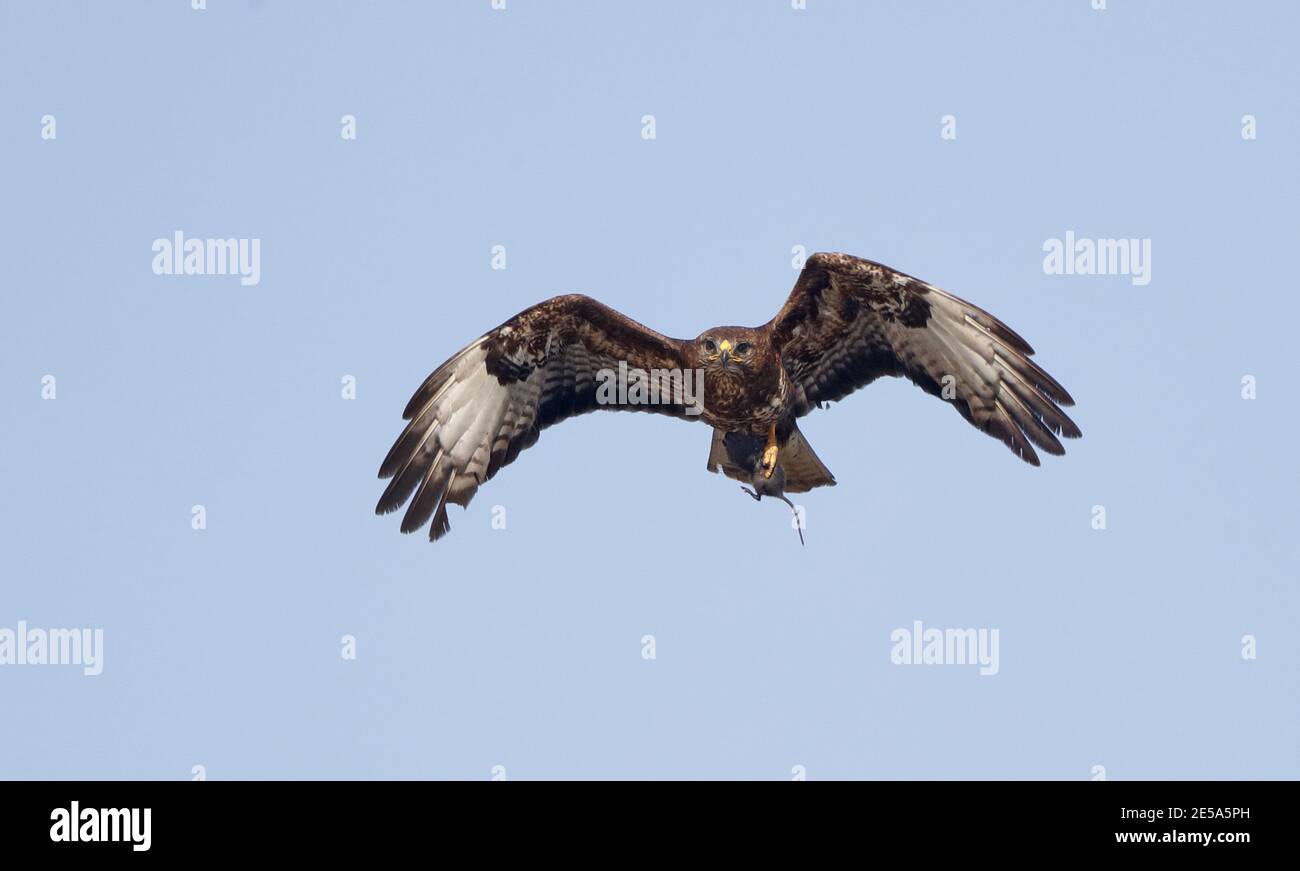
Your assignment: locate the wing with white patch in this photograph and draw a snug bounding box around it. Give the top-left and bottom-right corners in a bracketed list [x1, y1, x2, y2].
[377, 294, 694, 540]
[769, 252, 1081, 466]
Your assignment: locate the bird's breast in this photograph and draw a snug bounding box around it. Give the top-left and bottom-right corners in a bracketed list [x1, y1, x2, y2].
[700, 366, 789, 432]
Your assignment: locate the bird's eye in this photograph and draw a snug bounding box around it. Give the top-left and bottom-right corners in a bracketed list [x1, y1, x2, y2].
[702, 339, 717, 354]
[734, 342, 752, 355]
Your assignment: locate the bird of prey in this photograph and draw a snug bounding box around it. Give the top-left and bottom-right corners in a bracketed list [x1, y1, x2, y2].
[376, 252, 1080, 542]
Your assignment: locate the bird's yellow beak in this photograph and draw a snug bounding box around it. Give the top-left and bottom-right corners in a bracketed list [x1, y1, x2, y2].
[718, 339, 732, 367]
[718, 340, 733, 353]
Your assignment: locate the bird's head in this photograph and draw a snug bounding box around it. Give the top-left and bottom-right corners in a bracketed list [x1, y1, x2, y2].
[694, 328, 761, 375]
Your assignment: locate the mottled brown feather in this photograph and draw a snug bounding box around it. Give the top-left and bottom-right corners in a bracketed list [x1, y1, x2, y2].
[769, 252, 1080, 466]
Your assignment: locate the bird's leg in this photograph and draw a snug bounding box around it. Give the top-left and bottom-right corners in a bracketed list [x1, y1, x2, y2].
[739, 485, 761, 501]
[761, 423, 779, 479]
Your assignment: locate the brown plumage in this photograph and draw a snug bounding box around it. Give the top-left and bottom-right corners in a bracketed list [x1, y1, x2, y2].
[377, 252, 1081, 541]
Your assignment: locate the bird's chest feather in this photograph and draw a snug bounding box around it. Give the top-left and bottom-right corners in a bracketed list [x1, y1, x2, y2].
[701, 363, 790, 432]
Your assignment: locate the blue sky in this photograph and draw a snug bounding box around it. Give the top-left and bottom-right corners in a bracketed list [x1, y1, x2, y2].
[1, 0, 1296, 779]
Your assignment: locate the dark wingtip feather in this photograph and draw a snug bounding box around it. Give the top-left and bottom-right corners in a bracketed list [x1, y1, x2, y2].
[378, 441, 406, 479]
[428, 508, 451, 541]
[375, 468, 422, 516]
[987, 319, 1035, 357]
[400, 462, 449, 534]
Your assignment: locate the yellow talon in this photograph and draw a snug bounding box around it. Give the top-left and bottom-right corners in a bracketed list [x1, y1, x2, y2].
[762, 424, 778, 478]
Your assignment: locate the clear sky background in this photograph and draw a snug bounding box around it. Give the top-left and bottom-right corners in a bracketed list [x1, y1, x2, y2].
[1, 1, 1296, 780]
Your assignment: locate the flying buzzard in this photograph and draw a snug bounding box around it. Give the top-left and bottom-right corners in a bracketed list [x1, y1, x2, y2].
[377, 252, 1080, 541]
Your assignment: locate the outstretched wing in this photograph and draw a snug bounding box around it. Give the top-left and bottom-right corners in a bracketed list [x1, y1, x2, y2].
[770, 252, 1080, 466]
[377, 294, 694, 540]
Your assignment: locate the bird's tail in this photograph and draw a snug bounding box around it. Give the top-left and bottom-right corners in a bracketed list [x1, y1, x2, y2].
[705, 426, 836, 493]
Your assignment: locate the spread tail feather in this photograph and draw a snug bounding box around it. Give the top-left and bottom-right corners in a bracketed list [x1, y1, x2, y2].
[705, 426, 836, 493]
